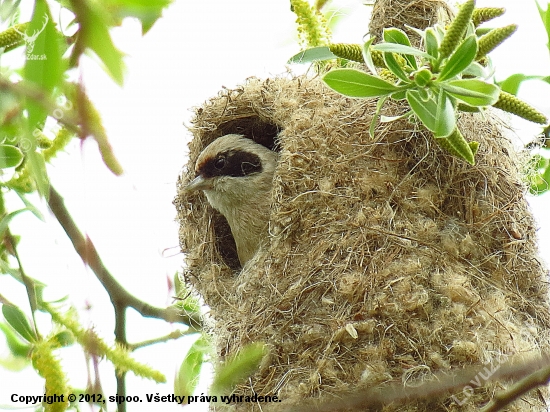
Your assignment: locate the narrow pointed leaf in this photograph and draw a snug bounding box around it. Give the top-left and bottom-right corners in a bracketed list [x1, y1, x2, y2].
[441, 79, 500, 106]
[406, 89, 438, 132]
[406, 88, 456, 137]
[2, 305, 37, 343]
[372, 43, 430, 59]
[383, 52, 409, 82]
[383, 28, 417, 68]
[174, 335, 208, 397]
[287, 46, 337, 64]
[362, 37, 377, 75]
[425, 28, 439, 58]
[433, 90, 456, 137]
[439, 35, 477, 81]
[211, 343, 267, 395]
[0, 323, 32, 358]
[323, 69, 400, 98]
[463, 61, 489, 78]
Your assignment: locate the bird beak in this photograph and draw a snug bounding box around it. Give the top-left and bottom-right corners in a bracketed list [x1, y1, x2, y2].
[185, 174, 212, 191]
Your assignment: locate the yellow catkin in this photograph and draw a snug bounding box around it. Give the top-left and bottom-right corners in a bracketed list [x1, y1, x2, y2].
[439, 0, 476, 59]
[475, 24, 517, 59]
[44, 304, 166, 383]
[472, 7, 505, 27]
[290, 0, 331, 47]
[493, 91, 548, 124]
[32, 341, 69, 412]
[0, 23, 29, 48]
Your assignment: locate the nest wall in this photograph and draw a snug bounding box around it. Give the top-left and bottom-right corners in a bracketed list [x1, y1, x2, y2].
[174, 74, 550, 411]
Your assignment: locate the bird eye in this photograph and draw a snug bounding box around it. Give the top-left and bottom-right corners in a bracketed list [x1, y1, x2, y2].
[214, 157, 226, 170]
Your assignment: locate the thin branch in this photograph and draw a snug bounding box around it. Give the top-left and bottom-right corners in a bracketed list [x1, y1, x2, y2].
[114, 304, 127, 412]
[277, 354, 550, 412]
[480, 363, 550, 412]
[0, 76, 81, 135]
[46, 185, 202, 329]
[128, 329, 195, 351]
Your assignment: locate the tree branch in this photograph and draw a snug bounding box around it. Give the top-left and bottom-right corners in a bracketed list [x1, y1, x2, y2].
[278, 354, 550, 412]
[46, 185, 202, 329]
[480, 362, 550, 412]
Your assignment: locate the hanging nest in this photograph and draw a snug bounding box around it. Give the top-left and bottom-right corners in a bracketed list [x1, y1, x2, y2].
[174, 73, 550, 411]
[369, 0, 453, 47]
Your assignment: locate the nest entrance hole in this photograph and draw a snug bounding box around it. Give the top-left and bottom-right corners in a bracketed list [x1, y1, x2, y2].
[216, 115, 281, 152]
[211, 115, 281, 269]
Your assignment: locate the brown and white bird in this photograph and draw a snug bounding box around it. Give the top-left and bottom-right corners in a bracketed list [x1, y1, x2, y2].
[185, 134, 278, 266]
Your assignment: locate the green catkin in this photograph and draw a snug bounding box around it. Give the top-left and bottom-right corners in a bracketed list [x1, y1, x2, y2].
[32, 340, 70, 412]
[328, 43, 390, 68]
[44, 304, 166, 383]
[439, 0, 476, 59]
[493, 91, 548, 124]
[379, 69, 397, 83]
[0, 23, 29, 49]
[472, 7, 505, 27]
[475, 24, 517, 59]
[290, 0, 331, 47]
[43, 128, 73, 162]
[435, 128, 476, 165]
[329, 43, 363, 62]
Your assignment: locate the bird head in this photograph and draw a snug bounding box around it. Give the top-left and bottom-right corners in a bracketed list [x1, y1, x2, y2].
[186, 133, 278, 203]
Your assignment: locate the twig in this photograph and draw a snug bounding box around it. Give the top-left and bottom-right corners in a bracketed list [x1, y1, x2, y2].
[0, 76, 81, 135]
[277, 354, 550, 412]
[480, 363, 550, 412]
[128, 329, 194, 351]
[46, 185, 202, 329]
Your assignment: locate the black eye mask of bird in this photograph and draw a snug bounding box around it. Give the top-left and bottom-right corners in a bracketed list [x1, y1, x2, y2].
[200, 150, 263, 178]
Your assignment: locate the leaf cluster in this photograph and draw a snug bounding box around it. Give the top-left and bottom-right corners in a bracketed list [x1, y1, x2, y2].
[289, 0, 548, 165]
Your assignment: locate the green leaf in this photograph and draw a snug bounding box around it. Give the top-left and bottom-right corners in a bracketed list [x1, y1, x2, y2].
[104, 0, 173, 34]
[24, 0, 65, 100]
[14, 192, 45, 221]
[210, 342, 267, 396]
[0, 145, 23, 169]
[48, 330, 75, 348]
[372, 43, 431, 59]
[174, 335, 209, 397]
[384, 52, 410, 82]
[362, 37, 378, 75]
[536, 1, 550, 53]
[406, 89, 455, 137]
[323, 69, 400, 98]
[441, 79, 500, 106]
[1, 305, 37, 343]
[22, 0, 65, 191]
[0, 323, 32, 357]
[0, 209, 35, 237]
[369, 96, 388, 138]
[498, 74, 550, 95]
[287, 46, 337, 64]
[77, 1, 126, 85]
[383, 28, 417, 69]
[438, 35, 477, 81]
[462, 61, 489, 78]
[25, 151, 49, 198]
[425, 28, 439, 58]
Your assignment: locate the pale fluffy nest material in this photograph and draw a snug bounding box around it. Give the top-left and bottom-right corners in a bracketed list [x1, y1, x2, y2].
[174, 73, 550, 411]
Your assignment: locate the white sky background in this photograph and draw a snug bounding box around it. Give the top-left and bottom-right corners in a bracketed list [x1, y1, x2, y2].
[1, 0, 550, 411]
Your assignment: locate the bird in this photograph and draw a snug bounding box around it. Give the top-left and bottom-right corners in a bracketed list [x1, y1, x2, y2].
[185, 134, 279, 266]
